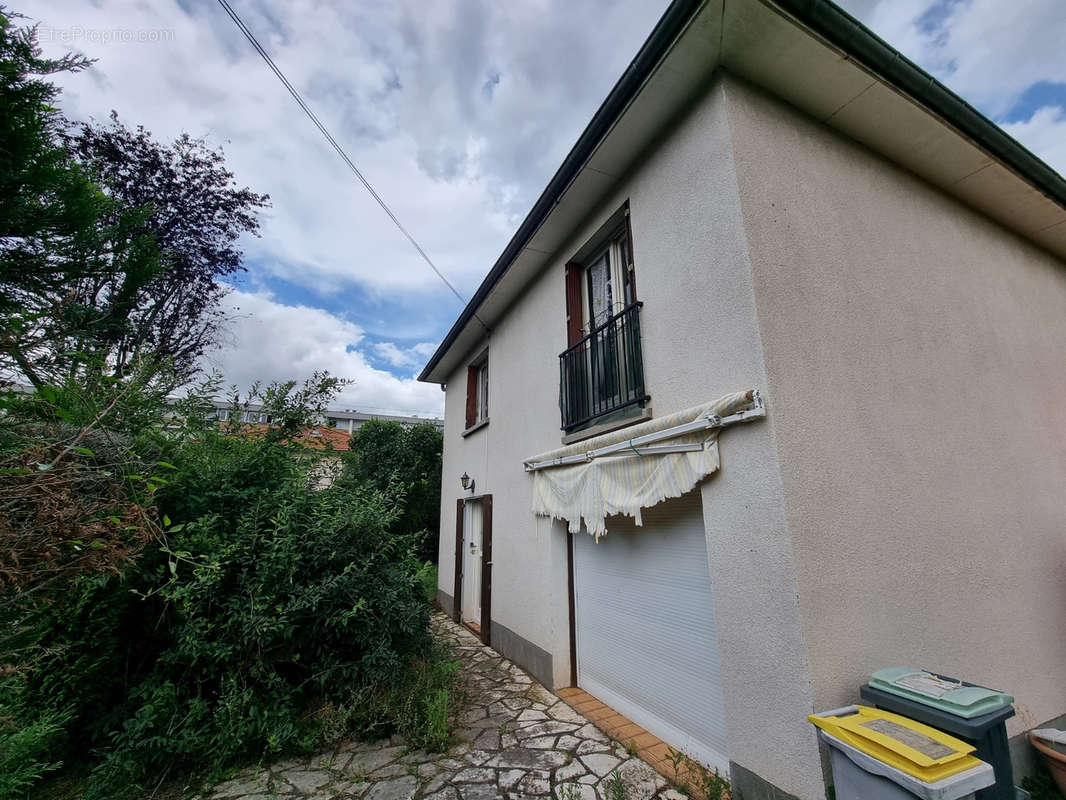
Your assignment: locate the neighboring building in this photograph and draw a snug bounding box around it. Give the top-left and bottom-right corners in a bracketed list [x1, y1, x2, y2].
[321, 408, 444, 435]
[417, 1, 1066, 798]
[204, 400, 444, 434]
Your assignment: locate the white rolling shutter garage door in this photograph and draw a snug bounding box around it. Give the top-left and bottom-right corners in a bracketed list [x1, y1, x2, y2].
[573, 491, 729, 772]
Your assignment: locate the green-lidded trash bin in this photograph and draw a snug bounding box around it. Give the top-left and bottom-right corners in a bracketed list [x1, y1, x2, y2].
[860, 668, 1016, 800]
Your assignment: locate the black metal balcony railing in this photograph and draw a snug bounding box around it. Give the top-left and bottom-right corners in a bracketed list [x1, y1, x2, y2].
[559, 301, 648, 432]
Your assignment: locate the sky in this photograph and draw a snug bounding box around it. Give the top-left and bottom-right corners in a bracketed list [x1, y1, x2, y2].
[33, 0, 1066, 417]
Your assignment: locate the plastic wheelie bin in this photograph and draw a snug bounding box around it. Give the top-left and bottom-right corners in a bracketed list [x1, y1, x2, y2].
[860, 667, 1016, 800]
[809, 705, 995, 800]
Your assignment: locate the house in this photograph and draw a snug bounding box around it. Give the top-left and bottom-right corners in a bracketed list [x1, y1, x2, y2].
[233, 423, 355, 452]
[417, 1, 1066, 798]
[221, 422, 356, 487]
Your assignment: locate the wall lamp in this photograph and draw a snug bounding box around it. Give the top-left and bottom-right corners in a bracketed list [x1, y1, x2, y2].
[460, 472, 475, 493]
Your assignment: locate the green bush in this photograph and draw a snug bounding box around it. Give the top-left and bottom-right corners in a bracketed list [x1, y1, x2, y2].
[7, 569, 168, 756]
[2, 387, 452, 798]
[340, 420, 442, 563]
[78, 432, 433, 795]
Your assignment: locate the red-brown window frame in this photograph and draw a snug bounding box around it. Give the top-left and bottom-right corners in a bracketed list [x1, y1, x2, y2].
[564, 202, 636, 346]
[464, 354, 488, 430]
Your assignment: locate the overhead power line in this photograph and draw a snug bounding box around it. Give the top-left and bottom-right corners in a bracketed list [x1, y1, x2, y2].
[215, 0, 488, 332]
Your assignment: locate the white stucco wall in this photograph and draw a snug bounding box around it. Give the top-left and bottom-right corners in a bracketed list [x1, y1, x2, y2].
[725, 77, 1066, 739]
[436, 259, 573, 687]
[606, 78, 822, 799]
[436, 76, 824, 798]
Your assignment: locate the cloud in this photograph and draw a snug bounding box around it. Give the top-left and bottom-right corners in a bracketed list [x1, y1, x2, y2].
[371, 342, 415, 368]
[36, 0, 670, 298]
[203, 288, 445, 416]
[370, 340, 440, 370]
[917, 0, 1066, 117]
[1001, 106, 1066, 179]
[838, 0, 1066, 109]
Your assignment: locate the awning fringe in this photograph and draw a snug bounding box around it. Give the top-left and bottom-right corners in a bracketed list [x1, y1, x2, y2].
[525, 390, 763, 538]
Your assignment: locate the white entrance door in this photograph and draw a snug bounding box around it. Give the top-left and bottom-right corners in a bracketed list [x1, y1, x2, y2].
[461, 500, 483, 625]
[572, 491, 729, 773]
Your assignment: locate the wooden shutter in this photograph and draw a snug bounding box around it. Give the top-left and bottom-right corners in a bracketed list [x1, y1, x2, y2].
[624, 205, 637, 301]
[479, 495, 492, 645]
[565, 262, 583, 346]
[453, 499, 464, 623]
[465, 365, 478, 429]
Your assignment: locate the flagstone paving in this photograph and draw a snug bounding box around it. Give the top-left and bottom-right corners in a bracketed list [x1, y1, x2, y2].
[203, 611, 688, 800]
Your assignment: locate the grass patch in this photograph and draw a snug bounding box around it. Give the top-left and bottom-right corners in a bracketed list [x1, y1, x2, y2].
[1023, 762, 1066, 800]
[605, 772, 627, 800]
[665, 747, 731, 800]
[416, 561, 439, 606]
[0, 710, 68, 800]
[343, 642, 463, 752]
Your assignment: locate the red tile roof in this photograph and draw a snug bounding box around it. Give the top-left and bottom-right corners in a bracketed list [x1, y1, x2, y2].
[300, 425, 354, 451]
[222, 423, 354, 451]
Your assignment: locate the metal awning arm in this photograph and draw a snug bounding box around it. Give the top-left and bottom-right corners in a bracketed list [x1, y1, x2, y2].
[524, 390, 766, 472]
[598, 442, 705, 458]
[713, 388, 766, 427]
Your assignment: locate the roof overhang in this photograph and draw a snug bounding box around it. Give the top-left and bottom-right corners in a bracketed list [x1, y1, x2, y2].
[419, 0, 1066, 385]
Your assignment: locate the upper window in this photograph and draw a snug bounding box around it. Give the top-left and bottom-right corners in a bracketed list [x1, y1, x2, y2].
[582, 228, 634, 333]
[465, 355, 488, 431]
[560, 204, 647, 433]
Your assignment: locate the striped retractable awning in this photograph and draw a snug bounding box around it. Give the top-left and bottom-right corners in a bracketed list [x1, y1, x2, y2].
[526, 390, 759, 538]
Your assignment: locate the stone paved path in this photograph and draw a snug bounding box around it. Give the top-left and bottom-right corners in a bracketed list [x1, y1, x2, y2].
[206, 612, 688, 800]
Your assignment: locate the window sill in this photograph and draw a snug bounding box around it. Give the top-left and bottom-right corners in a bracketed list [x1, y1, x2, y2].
[461, 418, 490, 438]
[560, 406, 653, 445]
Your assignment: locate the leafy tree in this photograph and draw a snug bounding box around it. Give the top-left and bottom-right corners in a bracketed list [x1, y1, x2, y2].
[341, 419, 443, 562]
[62, 114, 270, 383]
[0, 8, 94, 280]
[0, 8, 269, 390]
[0, 7, 106, 385]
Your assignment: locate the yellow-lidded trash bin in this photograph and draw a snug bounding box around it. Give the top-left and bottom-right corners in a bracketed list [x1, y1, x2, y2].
[809, 706, 995, 800]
